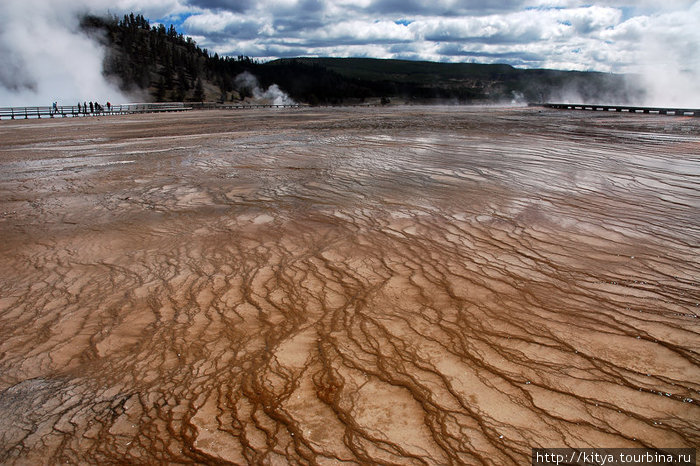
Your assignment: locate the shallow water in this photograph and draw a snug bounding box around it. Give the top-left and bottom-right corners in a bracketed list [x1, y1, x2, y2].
[0, 107, 698, 464]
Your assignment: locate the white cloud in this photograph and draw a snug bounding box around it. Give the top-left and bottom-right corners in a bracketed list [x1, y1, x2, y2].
[184, 11, 241, 32]
[314, 20, 413, 43]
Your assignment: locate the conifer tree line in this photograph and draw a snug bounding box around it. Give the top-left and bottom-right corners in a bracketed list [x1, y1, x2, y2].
[81, 13, 257, 102]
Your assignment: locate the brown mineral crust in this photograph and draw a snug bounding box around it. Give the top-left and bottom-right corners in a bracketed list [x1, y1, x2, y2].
[0, 107, 698, 464]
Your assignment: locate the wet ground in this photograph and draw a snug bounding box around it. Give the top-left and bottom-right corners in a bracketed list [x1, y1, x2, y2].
[0, 106, 698, 464]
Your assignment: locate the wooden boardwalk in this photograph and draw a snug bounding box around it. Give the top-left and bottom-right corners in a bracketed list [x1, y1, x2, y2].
[536, 102, 700, 117]
[190, 103, 304, 110]
[0, 103, 191, 120]
[0, 102, 389, 120]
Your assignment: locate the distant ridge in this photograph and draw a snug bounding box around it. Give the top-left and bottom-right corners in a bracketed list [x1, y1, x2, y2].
[267, 57, 643, 105]
[269, 57, 518, 83]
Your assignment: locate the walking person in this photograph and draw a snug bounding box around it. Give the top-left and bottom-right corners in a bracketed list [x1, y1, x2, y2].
[89, 101, 94, 113]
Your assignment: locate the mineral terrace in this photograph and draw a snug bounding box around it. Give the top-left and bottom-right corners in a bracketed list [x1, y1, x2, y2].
[0, 107, 698, 464]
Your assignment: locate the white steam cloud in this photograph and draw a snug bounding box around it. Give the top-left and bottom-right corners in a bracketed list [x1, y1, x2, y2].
[234, 72, 295, 106]
[0, 0, 130, 107]
[630, 29, 700, 107]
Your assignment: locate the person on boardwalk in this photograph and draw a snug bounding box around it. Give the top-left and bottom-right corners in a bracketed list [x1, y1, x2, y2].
[78, 102, 81, 113]
[89, 102, 94, 113]
[107, 102, 111, 112]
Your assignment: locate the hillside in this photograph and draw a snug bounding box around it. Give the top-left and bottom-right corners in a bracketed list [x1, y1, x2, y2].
[272, 57, 643, 104]
[275, 57, 517, 83]
[81, 13, 248, 102]
[81, 13, 643, 105]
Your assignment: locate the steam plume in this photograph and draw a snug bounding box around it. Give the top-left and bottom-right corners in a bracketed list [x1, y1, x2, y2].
[630, 27, 700, 107]
[0, 0, 129, 106]
[234, 72, 296, 106]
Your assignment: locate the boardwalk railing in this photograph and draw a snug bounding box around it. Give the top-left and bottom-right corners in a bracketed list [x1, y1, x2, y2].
[190, 102, 303, 110]
[1, 101, 397, 121]
[0, 102, 191, 120]
[534, 103, 700, 117]
[189, 103, 383, 109]
[0, 102, 313, 120]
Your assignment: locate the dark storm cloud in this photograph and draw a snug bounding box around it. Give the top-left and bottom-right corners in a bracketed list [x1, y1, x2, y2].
[366, 0, 525, 15]
[422, 27, 544, 45]
[267, 0, 327, 32]
[272, 15, 327, 34]
[436, 43, 544, 62]
[184, 0, 254, 13]
[187, 18, 260, 39]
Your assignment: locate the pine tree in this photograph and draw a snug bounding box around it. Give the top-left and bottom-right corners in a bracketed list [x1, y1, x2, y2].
[156, 77, 167, 102]
[193, 78, 205, 102]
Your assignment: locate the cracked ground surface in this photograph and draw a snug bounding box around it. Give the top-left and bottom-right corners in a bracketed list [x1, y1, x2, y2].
[0, 107, 698, 464]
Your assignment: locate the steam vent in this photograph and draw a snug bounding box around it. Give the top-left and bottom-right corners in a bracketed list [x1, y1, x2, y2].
[0, 106, 698, 464]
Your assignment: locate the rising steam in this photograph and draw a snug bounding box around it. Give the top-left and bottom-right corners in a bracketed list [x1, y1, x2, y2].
[0, 0, 130, 107]
[234, 72, 296, 106]
[629, 30, 700, 107]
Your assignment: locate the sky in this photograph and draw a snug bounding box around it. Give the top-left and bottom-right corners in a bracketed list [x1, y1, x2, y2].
[156, 0, 700, 74]
[1, 0, 699, 105]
